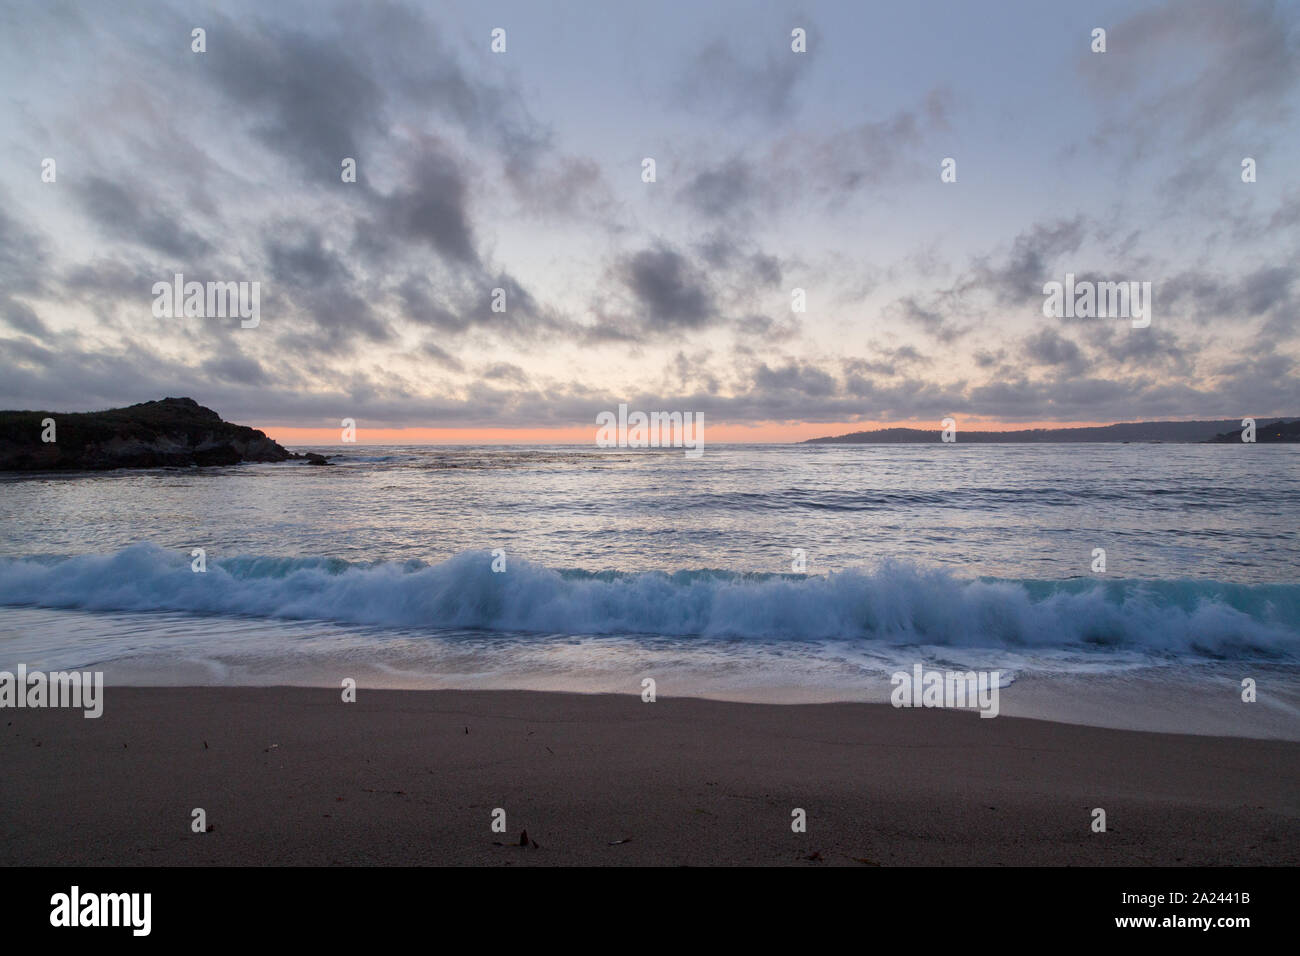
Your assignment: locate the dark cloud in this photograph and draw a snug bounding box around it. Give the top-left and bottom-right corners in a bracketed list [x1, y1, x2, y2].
[202, 19, 385, 181]
[0, 199, 50, 336]
[890, 296, 949, 336]
[397, 276, 473, 335]
[735, 313, 797, 341]
[1210, 350, 1298, 413]
[373, 149, 479, 267]
[201, 3, 548, 185]
[419, 341, 465, 372]
[200, 353, 269, 386]
[1, 298, 46, 337]
[1087, 326, 1193, 376]
[393, 268, 565, 342]
[1160, 264, 1297, 332]
[59, 257, 171, 314]
[1268, 192, 1300, 232]
[1023, 328, 1086, 373]
[695, 234, 782, 287]
[0, 200, 47, 292]
[350, 2, 547, 173]
[845, 346, 932, 378]
[75, 176, 212, 260]
[754, 361, 837, 397]
[967, 218, 1086, 304]
[679, 158, 756, 219]
[480, 362, 529, 385]
[265, 228, 346, 287]
[618, 246, 715, 331]
[750, 253, 782, 287]
[259, 224, 391, 351]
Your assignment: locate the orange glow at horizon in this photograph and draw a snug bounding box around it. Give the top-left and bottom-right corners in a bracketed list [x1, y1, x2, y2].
[262, 418, 1117, 446]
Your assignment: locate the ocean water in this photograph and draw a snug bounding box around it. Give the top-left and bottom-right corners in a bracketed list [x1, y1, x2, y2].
[1, 444, 1298, 736]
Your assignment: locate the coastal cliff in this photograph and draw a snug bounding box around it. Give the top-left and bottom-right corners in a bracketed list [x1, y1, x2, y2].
[0, 397, 309, 471]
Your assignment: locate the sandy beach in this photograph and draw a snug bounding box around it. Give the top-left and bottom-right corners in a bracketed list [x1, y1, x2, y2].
[2, 686, 1296, 866]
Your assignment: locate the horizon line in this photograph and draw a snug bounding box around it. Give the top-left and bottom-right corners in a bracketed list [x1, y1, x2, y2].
[260, 416, 1281, 446]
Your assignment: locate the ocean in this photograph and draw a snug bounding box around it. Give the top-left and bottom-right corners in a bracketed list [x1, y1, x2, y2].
[2, 443, 1298, 737]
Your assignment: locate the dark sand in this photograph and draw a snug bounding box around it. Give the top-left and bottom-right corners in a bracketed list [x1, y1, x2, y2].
[2, 687, 1296, 866]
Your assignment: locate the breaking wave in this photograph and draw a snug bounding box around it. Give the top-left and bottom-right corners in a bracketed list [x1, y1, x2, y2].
[0, 544, 1296, 660]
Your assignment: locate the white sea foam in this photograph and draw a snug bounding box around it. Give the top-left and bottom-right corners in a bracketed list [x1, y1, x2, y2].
[0, 544, 1295, 660]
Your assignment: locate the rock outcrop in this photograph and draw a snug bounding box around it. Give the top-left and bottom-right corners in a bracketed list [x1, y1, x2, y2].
[0, 397, 307, 471]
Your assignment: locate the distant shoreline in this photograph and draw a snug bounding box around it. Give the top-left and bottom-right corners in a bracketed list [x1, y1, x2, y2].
[805, 417, 1300, 443]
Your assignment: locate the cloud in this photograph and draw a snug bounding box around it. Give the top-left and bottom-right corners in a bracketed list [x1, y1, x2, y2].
[265, 227, 346, 287]
[420, 341, 465, 372]
[889, 296, 949, 336]
[480, 362, 529, 385]
[679, 158, 757, 220]
[368, 148, 480, 267]
[1, 1, 1295, 432]
[753, 361, 837, 397]
[0, 198, 50, 336]
[616, 245, 716, 331]
[803, 88, 951, 194]
[967, 218, 1087, 304]
[676, 88, 952, 222]
[1160, 264, 1298, 334]
[200, 352, 269, 386]
[1, 298, 45, 337]
[74, 176, 212, 260]
[201, 17, 387, 180]
[674, 37, 807, 120]
[1082, 0, 1300, 149]
[1022, 328, 1086, 374]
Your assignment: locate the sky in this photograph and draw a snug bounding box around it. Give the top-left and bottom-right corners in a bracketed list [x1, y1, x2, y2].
[0, 0, 1297, 443]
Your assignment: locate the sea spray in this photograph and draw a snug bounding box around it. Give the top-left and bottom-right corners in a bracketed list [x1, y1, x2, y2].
[0, 544, 1295, 659]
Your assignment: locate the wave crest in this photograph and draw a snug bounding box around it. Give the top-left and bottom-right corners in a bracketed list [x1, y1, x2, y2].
[0, 544, 1295, 659]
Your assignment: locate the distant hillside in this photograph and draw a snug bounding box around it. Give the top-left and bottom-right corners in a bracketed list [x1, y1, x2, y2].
[1205, 420, 1300, 443]
[805, 418, 1297, 444]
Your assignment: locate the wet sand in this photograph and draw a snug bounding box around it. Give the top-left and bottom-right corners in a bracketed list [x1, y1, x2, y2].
[2, 686, 1296, 866]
